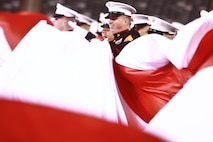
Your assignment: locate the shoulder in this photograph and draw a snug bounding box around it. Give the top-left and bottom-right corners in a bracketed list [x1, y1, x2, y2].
[123, 29, 140, 42]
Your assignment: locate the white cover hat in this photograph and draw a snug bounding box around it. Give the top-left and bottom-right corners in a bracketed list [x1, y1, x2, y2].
[76, 13, 98, 34]
[132, 14, 151, 25]
[55, 3, 78, 17]
[76, 13, 96, 25]
[105, 1, 136, 17]
[171, 22, 184, 30]
[150, 16, 178, 34]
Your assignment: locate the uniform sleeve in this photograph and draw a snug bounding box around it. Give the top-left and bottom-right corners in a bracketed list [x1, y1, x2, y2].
[85, 31, 96, 41]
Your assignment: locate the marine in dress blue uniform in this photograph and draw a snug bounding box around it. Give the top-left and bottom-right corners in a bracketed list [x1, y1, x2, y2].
[105, 1, 140, 57]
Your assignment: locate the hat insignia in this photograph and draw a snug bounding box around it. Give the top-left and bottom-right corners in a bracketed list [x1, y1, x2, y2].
[107, 2, 111, 7]
[150, 17, 155, 22]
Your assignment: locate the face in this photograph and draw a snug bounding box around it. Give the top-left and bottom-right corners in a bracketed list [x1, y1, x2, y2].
[77, 23, 90, 31]
[53, 17, 75, 31]
[109, 15, 131, 34]
[134, 25, 151, 36]
[53, 17, 65, 30]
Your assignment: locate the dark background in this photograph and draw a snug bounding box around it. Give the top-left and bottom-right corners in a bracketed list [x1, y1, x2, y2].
[0, 0, 213, 24]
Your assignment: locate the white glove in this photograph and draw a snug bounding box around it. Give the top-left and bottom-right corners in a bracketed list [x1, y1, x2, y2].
[68, 21, 88, 37]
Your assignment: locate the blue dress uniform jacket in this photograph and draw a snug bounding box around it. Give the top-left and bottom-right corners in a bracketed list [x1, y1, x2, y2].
[109, 29, 140, 57]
